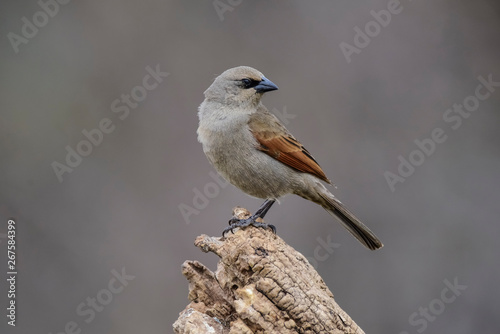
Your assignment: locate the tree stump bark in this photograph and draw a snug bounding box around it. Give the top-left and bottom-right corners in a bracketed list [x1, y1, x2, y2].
[173, 207, 366, 334]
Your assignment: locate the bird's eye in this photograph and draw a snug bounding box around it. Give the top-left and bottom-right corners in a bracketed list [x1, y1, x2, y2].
[241, 78, 252, 88]
[241, 78, 258, 89]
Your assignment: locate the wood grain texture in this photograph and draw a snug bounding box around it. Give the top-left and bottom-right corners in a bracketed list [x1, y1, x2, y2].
[173, 208, 366, 334]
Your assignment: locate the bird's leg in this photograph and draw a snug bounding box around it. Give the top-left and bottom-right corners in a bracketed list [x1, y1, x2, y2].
[223, 199, 276, 236]
[253, 199, 275, 219]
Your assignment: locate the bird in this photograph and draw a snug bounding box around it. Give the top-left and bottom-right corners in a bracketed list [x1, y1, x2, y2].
[197, 66, 383, 250]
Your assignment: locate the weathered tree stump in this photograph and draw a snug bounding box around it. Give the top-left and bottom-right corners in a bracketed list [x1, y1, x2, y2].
[173, 207, 366, 334]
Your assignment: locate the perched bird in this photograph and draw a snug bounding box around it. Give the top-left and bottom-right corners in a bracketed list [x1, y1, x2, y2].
[197, 66, 383, 250]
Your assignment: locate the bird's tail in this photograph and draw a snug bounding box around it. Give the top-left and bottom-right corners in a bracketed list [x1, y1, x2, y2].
[318, 191, 383, 251]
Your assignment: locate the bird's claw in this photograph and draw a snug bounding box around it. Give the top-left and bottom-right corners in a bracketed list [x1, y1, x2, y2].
[222, 216, 276, 237]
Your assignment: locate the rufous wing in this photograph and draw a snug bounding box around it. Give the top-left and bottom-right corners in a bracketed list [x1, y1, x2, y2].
[248, 111, 331, 184]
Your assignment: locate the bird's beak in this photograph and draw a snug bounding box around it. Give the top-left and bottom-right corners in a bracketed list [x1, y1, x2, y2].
[254, 77, 279, 93]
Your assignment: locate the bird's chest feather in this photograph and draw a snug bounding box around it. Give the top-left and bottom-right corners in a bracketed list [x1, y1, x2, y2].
[198, 114, 257, 172]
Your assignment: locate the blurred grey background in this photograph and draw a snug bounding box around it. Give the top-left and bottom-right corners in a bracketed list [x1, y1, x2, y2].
[1, 0, 499, 333]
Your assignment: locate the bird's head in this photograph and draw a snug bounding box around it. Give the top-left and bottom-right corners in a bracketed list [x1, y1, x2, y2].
[203, 66, 278, 107]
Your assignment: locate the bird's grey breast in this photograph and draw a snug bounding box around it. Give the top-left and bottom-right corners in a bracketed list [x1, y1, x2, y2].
[198, 106, 255, 168]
